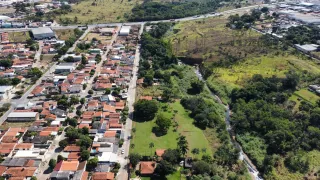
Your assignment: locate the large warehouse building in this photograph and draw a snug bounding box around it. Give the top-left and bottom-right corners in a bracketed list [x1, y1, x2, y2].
[7, 112, 39, 122]
[31, 27, 55, 40]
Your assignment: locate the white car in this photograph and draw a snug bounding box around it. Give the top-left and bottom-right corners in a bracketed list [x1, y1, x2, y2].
[121, 149, 125, 154]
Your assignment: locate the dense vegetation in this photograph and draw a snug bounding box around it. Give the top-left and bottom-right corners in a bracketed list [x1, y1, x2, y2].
[230, 73, 320, 177]
[285, 25, 320, 45]
[132, 22, 250, 179]
[129, 1, 221, 21]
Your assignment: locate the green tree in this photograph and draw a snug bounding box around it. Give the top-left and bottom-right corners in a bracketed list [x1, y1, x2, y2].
[80, 98, 85, 105]
[105, 88, 111, 95]
[192, 160, 211, 175]
[162, 149, 180, 164]
[49, 159, 57, 169]
[154, 160, 175, 176]
[191, 148, 200, 156]
[82, 127, 89, 135]
[65, 127, 80, 141]
[149, 142, 154, 154]
[70, 95, 79, 105]
[177, 135, 188, 156]
[68, 118, 78, 127]
[83, 84, 87, 90]
[129, 153, 141, 168]
[80, 150, 90, 160]
[57, 155, 64, 162]
[88, 90, 93, 94]
[11, 78, 21, 85]
[28, 67, 43, 78]
[134, 100, 158, 121]
[155, 113, 172, 134]
[31, 176, 37, 180]
[59, 139, 68, 148]
[87, 157, 98, 171]
[76, 135, 92, 149]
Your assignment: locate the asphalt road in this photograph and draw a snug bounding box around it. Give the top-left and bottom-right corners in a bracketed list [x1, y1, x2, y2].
[116, 23, 144, 180]
[0, 4, 273, 33]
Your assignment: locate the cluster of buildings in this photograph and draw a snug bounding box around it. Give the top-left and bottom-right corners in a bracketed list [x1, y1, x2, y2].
[0, 24, 141, 180]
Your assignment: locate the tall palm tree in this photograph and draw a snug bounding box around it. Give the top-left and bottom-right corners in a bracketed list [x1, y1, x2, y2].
[149, 142, 154, 155]
[177, 135, 189, 156]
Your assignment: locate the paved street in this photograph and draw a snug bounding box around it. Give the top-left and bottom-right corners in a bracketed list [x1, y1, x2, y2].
[116, 23, 144, 180]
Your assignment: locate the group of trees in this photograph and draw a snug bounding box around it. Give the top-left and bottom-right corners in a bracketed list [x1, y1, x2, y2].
[59, 127, 93, 162]
[139, 23, 177, 87]
[226, 8, 265, 29]
[133, 99, 158, 121]
[129, 1, 222, 21]
[0, 78, 21, 86]
[285, 25, 320, 45]
[56, 29, 84, 58]
[229, 73, 320, 177]
[181, 97, 223, 129]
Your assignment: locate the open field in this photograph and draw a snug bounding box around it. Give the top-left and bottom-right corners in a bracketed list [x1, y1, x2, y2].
[289, 89, 320, 111]
[56, 0, 143, 24]
[208, 54, 320, 87]
[84, 32, 112, 44]
[0, 7, 15, 14]
[0, 122, 34, 130]
[130, 101, 216, 157]
[8, 32, 31, 43]
[166, 17, 262, 63]
[54, 29, 76, 40]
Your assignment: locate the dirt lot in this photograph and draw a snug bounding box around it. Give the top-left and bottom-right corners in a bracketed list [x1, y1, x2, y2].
[166, 17, 265, 63]
[0, 122, 34, 130]
[8, 32, 31, 43]
[54, 29, 76, 40]
[84, 32, 112, 44]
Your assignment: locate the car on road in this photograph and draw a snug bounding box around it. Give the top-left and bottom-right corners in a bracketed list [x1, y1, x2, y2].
[121, 149, 125, 154]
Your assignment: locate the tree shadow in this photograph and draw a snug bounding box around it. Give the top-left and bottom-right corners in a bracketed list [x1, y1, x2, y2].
[44, 168, 53, 174]
[152, 127, 166, 137]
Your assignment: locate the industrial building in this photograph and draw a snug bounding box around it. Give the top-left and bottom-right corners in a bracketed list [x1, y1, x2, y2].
[54, 63, 75, 74]
[7, 112, 39, 122]
[119, 26, 131, 36]
[31, 27, 55, 40]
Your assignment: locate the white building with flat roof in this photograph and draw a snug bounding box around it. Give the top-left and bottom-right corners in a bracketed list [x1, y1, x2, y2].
[119, 26, 131, 36]
[7, 112, 39, 122]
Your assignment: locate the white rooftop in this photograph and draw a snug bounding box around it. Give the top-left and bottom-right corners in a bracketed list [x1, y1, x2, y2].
[0, 86, 13, 93]
[98, 152, 117, 162]
[8, 112, 38, 118]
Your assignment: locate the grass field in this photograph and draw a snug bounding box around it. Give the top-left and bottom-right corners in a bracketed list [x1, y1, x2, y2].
[8, 32, 31, 42]
[54, 29, 76, 40]
[130, 101, 217, 157]
[56, 0, 143, 24]
[289, 89, 320, 111]
[208, 54, 320, 87]
[166, 17, 263, 63]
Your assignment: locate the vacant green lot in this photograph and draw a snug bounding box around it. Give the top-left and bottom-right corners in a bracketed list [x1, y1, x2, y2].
[289, 89, 320, 111]
[131, 101, 216, 157]
[57, 0, 143, 24]
[208, 54, 320, 88]
[8, 32, 31, 42]
[54, 29, 76, 40]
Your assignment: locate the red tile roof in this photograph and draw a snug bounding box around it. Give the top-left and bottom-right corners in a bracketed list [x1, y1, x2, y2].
[156, 149, 166, 157]
[4, 167, 37, 177]
[64, 145, 81, 152]
[140, 162, 156, 175]
[92, 172, 115, 180]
